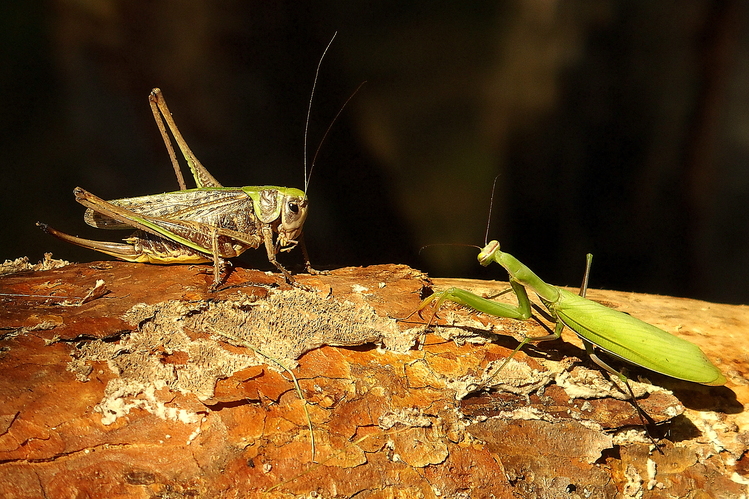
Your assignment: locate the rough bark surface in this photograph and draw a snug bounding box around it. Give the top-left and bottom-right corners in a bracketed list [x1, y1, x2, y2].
[0, 259, 746, 498]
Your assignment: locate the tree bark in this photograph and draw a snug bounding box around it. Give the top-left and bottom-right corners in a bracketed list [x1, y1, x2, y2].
[0, 260, 746, 498]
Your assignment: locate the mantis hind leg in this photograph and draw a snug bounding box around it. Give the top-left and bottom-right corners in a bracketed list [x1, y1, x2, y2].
[584, 342, 664, 454]
[577, 254, 663, 453]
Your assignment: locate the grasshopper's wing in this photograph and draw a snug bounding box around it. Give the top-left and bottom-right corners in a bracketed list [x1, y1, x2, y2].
[82, 188, 254, 229]
[552, 289, 726, 386]
[75, 187, 262, 258]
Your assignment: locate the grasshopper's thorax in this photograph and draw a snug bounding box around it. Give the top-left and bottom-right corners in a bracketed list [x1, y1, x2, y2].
[244, 186, 309, 247]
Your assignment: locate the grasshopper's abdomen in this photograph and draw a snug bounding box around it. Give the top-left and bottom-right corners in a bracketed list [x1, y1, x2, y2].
[124, 230, 214, 264]
[80, 189, 265, 260]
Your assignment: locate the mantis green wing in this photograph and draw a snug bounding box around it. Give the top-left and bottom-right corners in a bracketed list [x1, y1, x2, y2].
[550, 289, 726, 385]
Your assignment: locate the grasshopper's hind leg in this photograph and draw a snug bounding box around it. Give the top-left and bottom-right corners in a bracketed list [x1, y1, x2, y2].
[37, 222, 212, 267]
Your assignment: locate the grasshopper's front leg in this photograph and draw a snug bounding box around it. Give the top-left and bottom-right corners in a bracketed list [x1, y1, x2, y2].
[261, 225, 294, 284]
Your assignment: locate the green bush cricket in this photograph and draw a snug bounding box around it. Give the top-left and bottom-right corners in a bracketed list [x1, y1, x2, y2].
[414, 190, 726, 449]
[37, 39, 343, 290]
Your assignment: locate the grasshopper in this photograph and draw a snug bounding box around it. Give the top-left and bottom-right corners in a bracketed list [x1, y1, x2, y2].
[38, 88, 313, 289]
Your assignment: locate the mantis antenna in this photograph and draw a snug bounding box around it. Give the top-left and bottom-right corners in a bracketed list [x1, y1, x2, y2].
[484, 175, 501, 246]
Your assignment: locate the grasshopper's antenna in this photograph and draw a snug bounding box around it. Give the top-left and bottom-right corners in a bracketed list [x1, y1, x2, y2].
[484, 175, 501, 246]
[304, 32, 337, 194]
[307, 81, 365, 194]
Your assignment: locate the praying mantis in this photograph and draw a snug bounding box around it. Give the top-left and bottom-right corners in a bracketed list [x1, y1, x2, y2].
[415, 238, 726, 448]
[419, 240, 725, 386]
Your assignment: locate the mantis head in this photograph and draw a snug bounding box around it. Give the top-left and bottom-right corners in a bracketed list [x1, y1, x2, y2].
[478, 240, 500, 267]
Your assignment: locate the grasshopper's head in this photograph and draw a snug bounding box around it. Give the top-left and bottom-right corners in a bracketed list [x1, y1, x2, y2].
[478, 240, 500, 267]
[249, 187, 309, 248]
[276, 188, 309, 248]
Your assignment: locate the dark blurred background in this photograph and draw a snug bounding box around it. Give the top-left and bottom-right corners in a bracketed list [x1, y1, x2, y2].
[2, 1, 748, 304]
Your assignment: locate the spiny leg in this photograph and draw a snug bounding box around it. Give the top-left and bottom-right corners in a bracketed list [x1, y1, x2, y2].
[261, 225, 295, 284]
[576, 254, 663, 453]
[411, 290, 451, 327]
[403, 285, 486, 328]
[209, 226, 224, 291]
[299, 233, 328, 275]
[149, 89, 186, 190]
[148, 88, 222, 189]
[480, 319, 564, 389]
[411, 280, 563, 386]
[585, 343, 664, 454]
[416, 280, 535, 324]
[579, 253, 593, 297]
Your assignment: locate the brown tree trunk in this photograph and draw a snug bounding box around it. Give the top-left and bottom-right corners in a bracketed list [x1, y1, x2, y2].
[0, 259, 746, 498]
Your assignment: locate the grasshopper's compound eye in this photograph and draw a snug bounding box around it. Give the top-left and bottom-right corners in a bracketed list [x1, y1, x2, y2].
[278, 196, 308, 244]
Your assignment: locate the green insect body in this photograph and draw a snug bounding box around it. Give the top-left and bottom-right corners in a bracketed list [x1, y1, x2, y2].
[38, 89, 311, 288]
[547, 288, 724, 385]
[421, 240, 726, 387]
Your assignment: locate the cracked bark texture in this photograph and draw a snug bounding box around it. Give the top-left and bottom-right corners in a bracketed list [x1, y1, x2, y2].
[0, 260, 747, 498]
